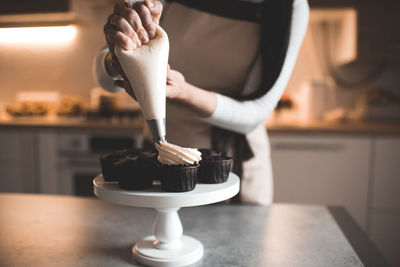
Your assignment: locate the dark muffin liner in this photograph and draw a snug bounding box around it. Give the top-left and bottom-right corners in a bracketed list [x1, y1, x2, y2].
[159, 164, 198, 192]
[117, 159, 157, 190]
[198, 157, 233, 184]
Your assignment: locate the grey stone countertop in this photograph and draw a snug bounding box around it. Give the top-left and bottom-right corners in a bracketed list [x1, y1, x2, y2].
[0, 194, 389, 267]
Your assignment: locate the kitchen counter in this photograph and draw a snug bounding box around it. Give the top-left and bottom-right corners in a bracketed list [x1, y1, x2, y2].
[0, 116, 399, 135]
[0, 194, 388, 267]
[0, 116, 144, 131]
[266, 120, 400, 135]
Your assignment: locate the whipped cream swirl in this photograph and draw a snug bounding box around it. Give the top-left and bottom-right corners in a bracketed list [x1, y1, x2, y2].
[155, 141, 202, 165]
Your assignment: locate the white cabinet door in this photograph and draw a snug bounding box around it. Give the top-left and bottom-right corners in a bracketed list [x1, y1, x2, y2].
[372, 137, 400, 211]
[0, 130, 36, 193]
[37, 131, 59, 194]
[369, 136, 400, 267]
[0, 131, 21, 161]
[369, 213, 400, 267]
[0, 163, 24, 192]
[270, 133, 371, 228]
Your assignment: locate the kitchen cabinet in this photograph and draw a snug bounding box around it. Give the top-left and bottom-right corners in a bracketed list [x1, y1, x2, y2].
[0, 0, 73, 28]
[371, 137, 400, 211]
[369, 136, 400, 267]
[270, 133, 371, 229]
[0, 118, 145, 195]
[37, 131, 59, 194]
[0, 130, 36, 193]
[270, 132, 400, 266]
[0, 164, 24, 192]
[369, 213, 400, 267]
[0, 0, 69, 15]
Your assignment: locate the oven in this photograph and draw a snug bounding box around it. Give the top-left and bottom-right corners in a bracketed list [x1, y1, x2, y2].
[56, 132, 144, 196]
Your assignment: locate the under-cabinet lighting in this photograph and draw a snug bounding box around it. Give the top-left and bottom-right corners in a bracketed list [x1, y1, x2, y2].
[0, 25, 77, 44]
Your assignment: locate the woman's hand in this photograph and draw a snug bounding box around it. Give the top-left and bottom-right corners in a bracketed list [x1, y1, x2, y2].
[104, 0, 163, 51]
[103, 0, 163, 94]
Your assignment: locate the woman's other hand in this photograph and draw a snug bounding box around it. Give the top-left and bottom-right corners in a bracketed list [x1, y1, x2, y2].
[166, 65, 189, 100]
[166, 66, 217, 117]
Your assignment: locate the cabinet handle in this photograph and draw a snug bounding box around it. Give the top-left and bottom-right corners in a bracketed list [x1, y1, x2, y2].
[272, 143, 345, 151]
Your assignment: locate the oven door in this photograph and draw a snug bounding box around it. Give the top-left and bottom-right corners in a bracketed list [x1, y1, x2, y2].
[55, 132, 144, 196]
[57, 155, 101, 196]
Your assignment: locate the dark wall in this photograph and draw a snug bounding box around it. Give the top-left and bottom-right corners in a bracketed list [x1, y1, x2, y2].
[309, 0, 400, 97]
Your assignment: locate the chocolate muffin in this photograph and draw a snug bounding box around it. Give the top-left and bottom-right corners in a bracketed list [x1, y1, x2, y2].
[198, 149, 232, 184]
[198, 148, 220, 158]
[116, 153, 158, 190]
[158, 164, 198, 192]
[100, 149, 134, 181]
[99, 148, 156, 181]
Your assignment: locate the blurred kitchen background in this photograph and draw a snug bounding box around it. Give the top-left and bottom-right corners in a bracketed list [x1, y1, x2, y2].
[0, 0, 399, 265]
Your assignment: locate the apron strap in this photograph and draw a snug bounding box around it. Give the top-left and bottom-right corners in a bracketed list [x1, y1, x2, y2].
[167, 0, 263, 23]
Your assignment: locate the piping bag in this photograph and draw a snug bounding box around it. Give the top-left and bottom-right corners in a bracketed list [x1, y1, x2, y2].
[115, 26, 169, 143]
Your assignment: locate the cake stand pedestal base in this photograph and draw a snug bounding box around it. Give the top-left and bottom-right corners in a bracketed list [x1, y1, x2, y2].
[132, 207, 203, 267]
[133, 235, 203, 267]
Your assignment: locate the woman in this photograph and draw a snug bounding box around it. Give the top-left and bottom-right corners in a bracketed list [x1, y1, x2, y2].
[94, 0, 309, 205]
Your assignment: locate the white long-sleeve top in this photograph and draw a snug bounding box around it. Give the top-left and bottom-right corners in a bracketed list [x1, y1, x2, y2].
[94, 0, 309, 135]
[203, 0, 309, 134]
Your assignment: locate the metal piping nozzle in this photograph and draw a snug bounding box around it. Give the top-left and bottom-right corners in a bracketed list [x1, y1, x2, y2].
[146, 118, 166, 143]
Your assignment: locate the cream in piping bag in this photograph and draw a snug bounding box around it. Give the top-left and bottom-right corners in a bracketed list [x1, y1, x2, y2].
[115, 25, 169, 142]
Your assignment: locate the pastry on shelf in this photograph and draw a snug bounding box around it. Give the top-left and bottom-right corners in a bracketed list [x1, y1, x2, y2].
[6, 101, 49, 117]
[56, 95, 86, 117]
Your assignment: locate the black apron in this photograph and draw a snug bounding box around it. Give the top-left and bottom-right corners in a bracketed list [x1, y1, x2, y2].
[167, 0, 263, 23]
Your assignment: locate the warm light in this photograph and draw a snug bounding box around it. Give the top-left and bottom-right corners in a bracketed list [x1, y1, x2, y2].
[0, 25, 77, 44]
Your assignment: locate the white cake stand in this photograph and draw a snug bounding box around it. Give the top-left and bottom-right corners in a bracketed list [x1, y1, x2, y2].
[93, 173, 240, 267]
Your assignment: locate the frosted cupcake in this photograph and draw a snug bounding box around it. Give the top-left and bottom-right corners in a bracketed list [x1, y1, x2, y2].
[155, 141, 202, 192]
